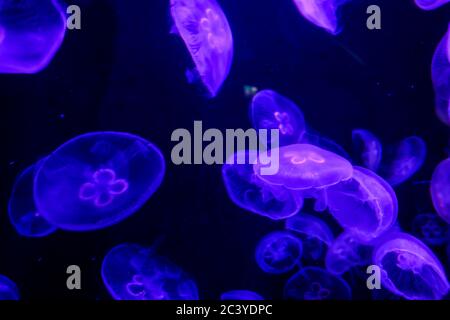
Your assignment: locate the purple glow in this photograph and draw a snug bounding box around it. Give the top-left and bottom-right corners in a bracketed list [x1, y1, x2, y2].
[415, 0, 450, 10]
[0, 0, 66, 73]
[432, 24, 450, 125]
[170, 0, 233, 97]
[221, 290, 264, 300]
[352, 129, 382, 172]
[430, 158, 450, 223]
[34, 132, 165, 231]
[0, 275, 19, 300]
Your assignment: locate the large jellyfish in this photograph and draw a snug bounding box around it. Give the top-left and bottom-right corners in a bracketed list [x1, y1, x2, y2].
[284, 267, 351, 300]
[432, 24, 450, 126]
[373, 233, 449, 300]
[352, 129, 382, 172]
[102, 243, 199, 300]
[326, 166, 398, 242]
[170, 0, 233, 97]
[222, 150, 302, 220]
[412, 213, 448, 246]
[34, 132, 165, 231]
[0, 275, 19, 300]
[8, 164, 57, 237]
[430, 158, 450, 224]
[255, 231, 303, 274]
[250, 90, 306, 147]
[220, 290, 264, 300]
[415, 0, 450, 10]
[0, 0, 66, 73]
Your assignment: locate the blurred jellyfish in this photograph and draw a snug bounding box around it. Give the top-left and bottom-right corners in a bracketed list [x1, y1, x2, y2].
[222, 150, 302, 220]
[412, 213, 448, 246]
[170, 0, 233, 97]
[250, 90, 306, 147]
[8, 164, 57, 237]
[380, 136, 427, 187]
[285, 213, 334, 262]
[284, 267, 351, 300]
[292, 0, 350, 35]
[432, 24, 450, 125]
[0, 275, 19, 300]
[0, 0, 66, 73]
[102, 243, 199, 300]
[34, 132, 165, 231]
[373, 233, 449, 300]
[301, 128, 351, 160]
[327, 166, 398, 242]
[255, 231, 303, 274]
[221, 290, 264, 300]
[430, 158, 450, 224]
[352, 129, 382, 172]
[415, 0, 450, 10]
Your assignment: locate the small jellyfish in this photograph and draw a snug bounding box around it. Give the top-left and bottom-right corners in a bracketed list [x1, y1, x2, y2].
[222, 150, 302, 220]
[380, 136, 427, 187]
[170, 0, 233, 97]
[326, 166, 398, 242]
[373, 233, 449, 300]
[8, 164, 57, 237]
[0, 275, 19, 300]
[34, 132, 165, 231]
[0, 0, 66, 73]
[412, 213, 448, 246]
[255, 231, 303, 274]
[220, 290, 264, 300]
[250, 90, 306, 147]
[432, 24, 450, 125]
[352, 129, 382, 172]
[430, 158, 450, 224]
[284, 267, 351, 300]
[102, 243, 199, 300]
[415, 0, 450, 10]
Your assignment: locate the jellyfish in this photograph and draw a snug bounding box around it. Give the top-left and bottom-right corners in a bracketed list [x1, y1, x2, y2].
[0, 0, 66, 73]
[412, 213, 448, 247]
[285, 213, 334, 262]
[380, 136, 427, 187]
[255, 231, 303, 274]
[415, 0, 450, 10]
[373, 233, 449, 300]
[430, 158, 450, 224]
[284, 267, 351, 300]
[432, 24, 450, 126]
[352, 129, 382, 172]
[34, 132, 165, 231]
[0, 275, 19, 300]
[292, 0, 351, 35]
[102, 243, 199, 300]
[222, 150, 302, 220]
[220, 290, 264, 300]
[327, 166, 398, 242]
[250, 90, 306, 147]
[301, 129, 351, 161]
[170, 0, 233, 97]
[8, 164, 57, 237]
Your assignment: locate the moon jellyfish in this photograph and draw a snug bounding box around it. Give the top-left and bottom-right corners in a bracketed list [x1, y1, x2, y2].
[0, 275, 19, 300]
[255, 231, 303, 274]
[222, 151, 302, 220]
[352, 129, 382, 172]
[221, 290, 264, 300]
[432, 25, 450, 125]
[412, 214, 448, 246]
[284, 267, 351, 300]
[0, 0, 66, 73]
[373, 233, 449, 300]
[250, 90, 306, 147]
[8, 164, 57, 237]
[301, 129, 351, 161]
[34, 132, 165, 231]
[170, 0, 233, 97]
[430, 158, 450, 224]
[102, 243, 199, 300]
[415, 0, 450, 10]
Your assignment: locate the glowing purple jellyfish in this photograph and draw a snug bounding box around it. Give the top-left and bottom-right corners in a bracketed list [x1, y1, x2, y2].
[415, 0, 450, 10]
[0, 275, 19, 300]
[352, 129, 382, 172]
[250, 90, 306, 147]
[284, 267, 351, 300]
[430, 158, 450, 223]
[412, 213, 448, 246]
[102, 243, 199, 300]
[432, 24, 450, 125]
[373, 233, 449, 300]
[170, 0, 233, 97]
[34, 132, 165, 231]
[0, 0, 66, 73]
[221, 290, 264, 300]
[255, 231, 303, 274]
[8, 164, 57, 237]
[301, 129, 351, 161]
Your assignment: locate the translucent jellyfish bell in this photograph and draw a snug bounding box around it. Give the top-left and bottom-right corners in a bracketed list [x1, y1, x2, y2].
[352, 129, 382, 172]
[8, 164, 57, 237]
[432, 24, 450, 125]
[430, 158, 450, 223]
[102, 243, 199, 300]
[255, 231, 303, 274]
[412, 213, 449, 246]
[415, 0, 450, 10]
[0, 0, 66, 73]
[326, 166, 398, 242]
[170, 0, 233, 97]
[34, 132, 165, 231]
[221, 290, 264, 300]
[250, 90, 306, 147]
[0, 275, 19, 300]
[373, 233, 449, 300]
[284, 267, 351, 300]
